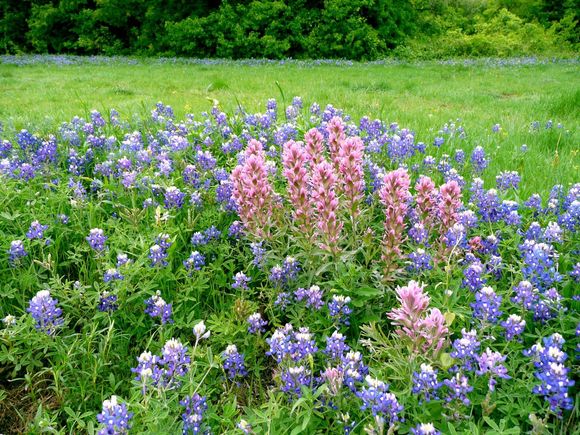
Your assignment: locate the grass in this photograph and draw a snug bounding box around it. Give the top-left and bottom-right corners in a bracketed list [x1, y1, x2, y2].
[0, 60, 579, 194]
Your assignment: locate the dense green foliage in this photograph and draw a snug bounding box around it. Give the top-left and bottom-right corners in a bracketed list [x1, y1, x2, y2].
[1, 0, 578, 59]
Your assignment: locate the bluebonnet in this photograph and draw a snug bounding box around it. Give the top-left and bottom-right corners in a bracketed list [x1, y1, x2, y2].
[511, 280, 538, 310]
[500, 314, 526, 341]
[524, 194, 543, 213]
[8, 240, 27, 264]
[274, 292, 291, 310]
[454, 149, 465, 165]
[103, 268, 124, 282]
[328, 295, 352, 326]
[222, 345, 247, 380]
[204, 226, 221, 241]
[471, 286, 502, 324]
[471, 146, 489, 173]
[228, 221, 244, 238]
[462, 260, 486, 292]
[407, 249, 433, 273]
[443, 373, 473, 405]
[342, 351, 368, 391]
[475, 348, 510, 391]
[294, 285, 324, 310]
[247, 312, 267, 334]
[450, 329, 480, 371]
[477, 189, 503, 223]
[571, 262, 580, 282]
[496, 171, 520, 191]
[280, 365, 311, 397]
[232, 272, 251, 290]
[250, 241, 266, 268]
[190, 232, 207, 246]
[519, 240, 562, 290]
[543, 222, 563, 243]
[87, 228, 107, 251]
[410, 423, 441, 435]
[358, 376, 404, 424]
[411, 364, 441, 403]
[324, 331, 350, 361]
[98, 291, 118, 312]
[96, 396, 133, 435]
[144, 291, 173, 324]
[524, 334, 574, 414]
[266, 324, 295, 363]
[408, 223, 429, 245]
[444, 223, 467, 249]
[533, 287, 564, 322]
[116, 253, 130, 267]
[292, 327, 318, 361]
[26, 221, 48, 240]
[180, 394, 207, 434]
[164, 186, 186, 209]
[184, 251, 205, 272]
[458, 210, 478, 228]
[27, 290, 63, 335]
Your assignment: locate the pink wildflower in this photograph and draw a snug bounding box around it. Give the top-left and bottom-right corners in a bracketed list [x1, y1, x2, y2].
[304, 128, 325, 166]
[379, 168, 411, 275]
[387, 280, 430, 341]
[311, 161, 342, 254]
[326, 116, 345, 174]
[415, 176, 438, 230]
[338, 136, 365, 219]
[282, 140, 313, 237]
[438, 180, 462, 234]
[231, 140, 275, 238]
[419, 308, 449, 355]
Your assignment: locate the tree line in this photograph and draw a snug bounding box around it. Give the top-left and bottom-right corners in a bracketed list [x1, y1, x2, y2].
[1, 0, 578, 60]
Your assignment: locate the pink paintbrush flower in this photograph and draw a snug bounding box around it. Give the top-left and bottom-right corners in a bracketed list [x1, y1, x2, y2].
[282, 140, 313, 237]
[379, 168, 411, 275]
[304, 128, 325, 166]
[338, 136, 365, 219]
[231, 140, 275, 238]
[311, 160, 342, 254]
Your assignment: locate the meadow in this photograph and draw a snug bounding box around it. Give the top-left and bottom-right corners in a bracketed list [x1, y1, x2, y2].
[0, 56, 578, 434]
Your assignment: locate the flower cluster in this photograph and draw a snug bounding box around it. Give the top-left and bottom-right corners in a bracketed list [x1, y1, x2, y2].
[386, 281, 448, 356]
[27, 290, 63, 335]
[144, 291, 173, 324]
[96, 396, 133, 435]
[524, 334, 574, 414]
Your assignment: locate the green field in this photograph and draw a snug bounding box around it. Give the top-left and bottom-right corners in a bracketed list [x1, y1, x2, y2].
[1, 60, 579, 194]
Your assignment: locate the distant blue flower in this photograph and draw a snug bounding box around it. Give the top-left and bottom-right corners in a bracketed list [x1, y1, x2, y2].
[8, 240, 27, 264]
[443, 373, 473, 406]
[26, 221, 48, 240]
[232, 272, 251, 290]
[184, 251, 205, 272]
[475, 348, 510, 391]
[87, 228, 107, 252]
[98, 291, 118, 313]
[247, 312, 267, 334]
[500, 314, 525, 341]
[96, 396, 133, 435]
[104, 268, 124, 282]
[222, 345, 247, 380]
[358, 376, 403, 424]
[181, 394, 207, 435]
[412, 364, 441, 403]
[328, 295, 352, 326]
[144, 291, 173, 324]
[27, 290, 63, 335]
[471, 286, 502, 324]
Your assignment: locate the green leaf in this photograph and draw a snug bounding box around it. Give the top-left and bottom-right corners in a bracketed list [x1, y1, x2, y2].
[439, 352, 454, 370]
[444, 311, 456, 327]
